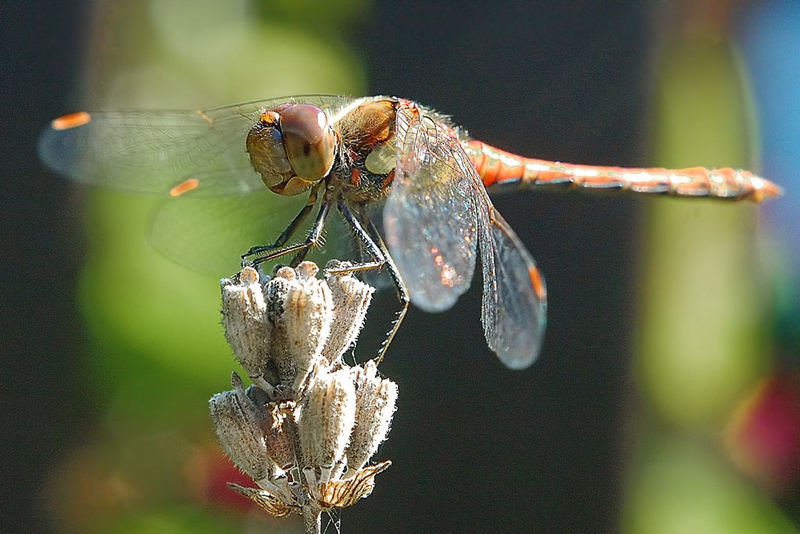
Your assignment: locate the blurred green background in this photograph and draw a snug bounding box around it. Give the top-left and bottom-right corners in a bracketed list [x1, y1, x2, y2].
[4, 1, 800, 533]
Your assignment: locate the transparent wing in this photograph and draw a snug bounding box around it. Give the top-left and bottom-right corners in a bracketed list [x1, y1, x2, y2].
[383, 104, 479, 312]
[38, 95, 355, 197]
[149, 191, 355, 275]
[477, 190, 547, 369]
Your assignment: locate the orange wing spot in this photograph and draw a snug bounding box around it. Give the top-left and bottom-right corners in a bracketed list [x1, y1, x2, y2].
[169, 178, 200, 197]
[528, 266, 546, 300]
[51, 111, 91, 130]
[195, 109, 214, 124]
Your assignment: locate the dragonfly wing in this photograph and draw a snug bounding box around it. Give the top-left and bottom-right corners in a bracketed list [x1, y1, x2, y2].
[477, 193, 547, 369]
[383, 105, 479, 312]
[39, 95, 355, 197]
[39, 108, 264, 196]
[149, 190, 354, 274]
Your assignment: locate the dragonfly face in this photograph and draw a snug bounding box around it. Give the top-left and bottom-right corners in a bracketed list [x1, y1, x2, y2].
[247, 103, 337, 196]
[247, 98, 400, 203]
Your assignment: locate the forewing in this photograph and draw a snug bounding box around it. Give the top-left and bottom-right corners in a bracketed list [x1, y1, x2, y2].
[149, 191, 355, 275]
[477, 193, 547, 369]
[383, 105, 478, 312]
[38, 95, 354, 197]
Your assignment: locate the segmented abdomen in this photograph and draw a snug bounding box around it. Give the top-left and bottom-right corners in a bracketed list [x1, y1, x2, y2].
[465, 141, 782, 203]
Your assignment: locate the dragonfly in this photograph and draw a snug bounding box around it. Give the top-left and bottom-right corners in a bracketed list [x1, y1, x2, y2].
[39, 95, 782, 370]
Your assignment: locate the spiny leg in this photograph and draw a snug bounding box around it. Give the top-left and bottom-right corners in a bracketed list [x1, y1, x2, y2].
[248, 198, 331, 267]
[242, 185, 320, 262]
[365, 218, 409, 365]
[335, 202, 409, 365]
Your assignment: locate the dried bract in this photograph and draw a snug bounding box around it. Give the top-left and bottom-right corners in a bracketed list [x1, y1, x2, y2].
[298, 368, 356, 474]
[265, 263, 332, 391]
[345, 360, 398, 477]
[220, 267, 272, 390]
[322, 260, 375, 365]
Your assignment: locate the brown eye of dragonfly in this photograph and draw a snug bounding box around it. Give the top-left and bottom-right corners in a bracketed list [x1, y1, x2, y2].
[279, 104, 336, 181]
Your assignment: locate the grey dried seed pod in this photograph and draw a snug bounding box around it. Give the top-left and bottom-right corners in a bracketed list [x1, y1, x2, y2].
[322, 261, 375, 365]
[297, 368, 356, 472]
[209, 372, 269, 482]
[265, 263, 333, 390]
[220, 267, 272, 387]
[344, 361, 398, 477]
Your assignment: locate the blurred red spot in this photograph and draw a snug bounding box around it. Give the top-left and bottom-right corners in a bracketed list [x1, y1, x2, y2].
[185, 445, 258, 514]
[726, 371, 800, 494]
[206, 456, 256, 513]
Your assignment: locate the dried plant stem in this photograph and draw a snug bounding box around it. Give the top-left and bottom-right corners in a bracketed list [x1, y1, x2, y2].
[303, 505, 321, 534]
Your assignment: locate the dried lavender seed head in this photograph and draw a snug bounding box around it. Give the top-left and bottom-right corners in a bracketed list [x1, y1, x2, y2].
[213, 261, 395, 523]
[209, 371, 269, 482]
[298, 368, 356, 470]
[323, 261, 375, 365]
[345, 360, 398, 476]
[220, 267, 271, 381]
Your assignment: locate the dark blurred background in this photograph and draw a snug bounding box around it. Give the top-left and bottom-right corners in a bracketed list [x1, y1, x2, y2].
[3, 1, 799, 533]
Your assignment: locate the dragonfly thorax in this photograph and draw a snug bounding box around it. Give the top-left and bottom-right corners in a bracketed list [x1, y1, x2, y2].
[333, 98, 399, 203]
[246, 104, 337, 196]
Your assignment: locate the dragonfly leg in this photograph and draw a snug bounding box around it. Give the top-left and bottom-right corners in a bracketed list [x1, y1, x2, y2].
[242, 186, 319, 260]
[369, 228, 409, 366]
[337, 202, 409, 365]
[247, 198, 331, 267]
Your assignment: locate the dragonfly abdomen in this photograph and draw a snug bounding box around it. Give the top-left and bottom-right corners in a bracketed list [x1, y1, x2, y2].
[466, 140, 782, 203]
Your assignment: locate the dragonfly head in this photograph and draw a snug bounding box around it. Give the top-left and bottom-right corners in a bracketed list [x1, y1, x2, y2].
[247, 103, 337, 196]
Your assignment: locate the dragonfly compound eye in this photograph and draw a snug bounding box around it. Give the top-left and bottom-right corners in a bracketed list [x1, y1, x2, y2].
[246, 104, 336, 196]
[279, 104, 336, 183]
